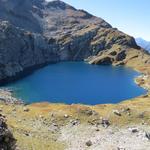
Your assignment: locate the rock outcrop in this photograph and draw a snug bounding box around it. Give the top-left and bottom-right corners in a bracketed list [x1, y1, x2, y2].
[0, 21, 58, 83]
[0, 0, 149, 83]
[0, 114, 16, 150]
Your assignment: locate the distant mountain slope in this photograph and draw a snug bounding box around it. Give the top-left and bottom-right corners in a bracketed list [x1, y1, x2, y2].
[0, 0, 149, 82]
[136, 38, 150, 52]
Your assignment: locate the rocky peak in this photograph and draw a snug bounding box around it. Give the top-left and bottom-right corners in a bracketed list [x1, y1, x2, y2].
[46, 0, 76, 10]
[0, 0, 111, 35]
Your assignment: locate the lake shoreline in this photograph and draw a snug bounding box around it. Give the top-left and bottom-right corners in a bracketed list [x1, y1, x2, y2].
[0, 62, 147, 106]
[1, 87, 150, 149]
[0, 62, 149, 106]
[0, 62, 150, 150]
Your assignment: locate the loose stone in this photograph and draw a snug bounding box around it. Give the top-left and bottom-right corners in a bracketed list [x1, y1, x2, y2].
[23, 107, 30, 112]
[85, 140, 92, 147]
[113, 110, 122, 116]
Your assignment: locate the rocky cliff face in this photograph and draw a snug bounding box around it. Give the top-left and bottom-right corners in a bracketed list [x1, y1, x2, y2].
[0, 114, 16, 150]
[0, 21, 58, 82]
[0, 0, 149, 82]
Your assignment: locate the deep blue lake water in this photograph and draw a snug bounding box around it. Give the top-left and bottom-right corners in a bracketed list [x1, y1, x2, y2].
[2, 62, 146, 105]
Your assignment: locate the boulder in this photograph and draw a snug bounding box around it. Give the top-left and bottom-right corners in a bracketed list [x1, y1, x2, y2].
[80, 109, 98, 116]
[70, 119, 80, 126]
[0, 114, 17, 150]
[101, 118, 110, 128]
[113, 110, 122, 116]
[145, 132, 150, 140]
[23, 107, 30, 112]
[85, 140, 92, 147]
[64, 114, 69, 118]
[128, 127, 139, 133]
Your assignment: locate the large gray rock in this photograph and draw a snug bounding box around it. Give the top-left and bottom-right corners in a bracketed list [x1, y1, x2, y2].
[0, 114, 16, 150]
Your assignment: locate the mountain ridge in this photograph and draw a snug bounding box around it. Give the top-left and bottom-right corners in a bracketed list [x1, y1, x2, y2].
[0, 0, 111, 35]
[136, 38, 150, 52]
[0, 0, 149, 83]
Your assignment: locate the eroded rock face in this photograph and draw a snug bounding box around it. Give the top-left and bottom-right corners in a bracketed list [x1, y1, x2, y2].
[0, 114, 16, 150]
[0, 0, 149, 82]
[0, 21, 58, 82]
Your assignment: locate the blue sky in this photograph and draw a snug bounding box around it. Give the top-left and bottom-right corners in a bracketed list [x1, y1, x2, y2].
[50, 0, 150, 41]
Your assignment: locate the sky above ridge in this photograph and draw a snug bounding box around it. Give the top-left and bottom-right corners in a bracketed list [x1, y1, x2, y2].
[48, 0, 150, 41]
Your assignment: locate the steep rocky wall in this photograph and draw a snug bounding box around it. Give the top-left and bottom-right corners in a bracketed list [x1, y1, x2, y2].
[0, 19, 141, 83]
[0, 114, 16, 150]
[0, 21, 58, 83]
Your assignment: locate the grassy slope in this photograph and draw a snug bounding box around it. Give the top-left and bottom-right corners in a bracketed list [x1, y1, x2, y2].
[1, 92, 150, 149]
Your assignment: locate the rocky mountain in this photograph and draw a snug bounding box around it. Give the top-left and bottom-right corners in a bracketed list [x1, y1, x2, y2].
[0, 0, 111, 36]
[0, 0, 149, 83]
[136, 38, 150, 52]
